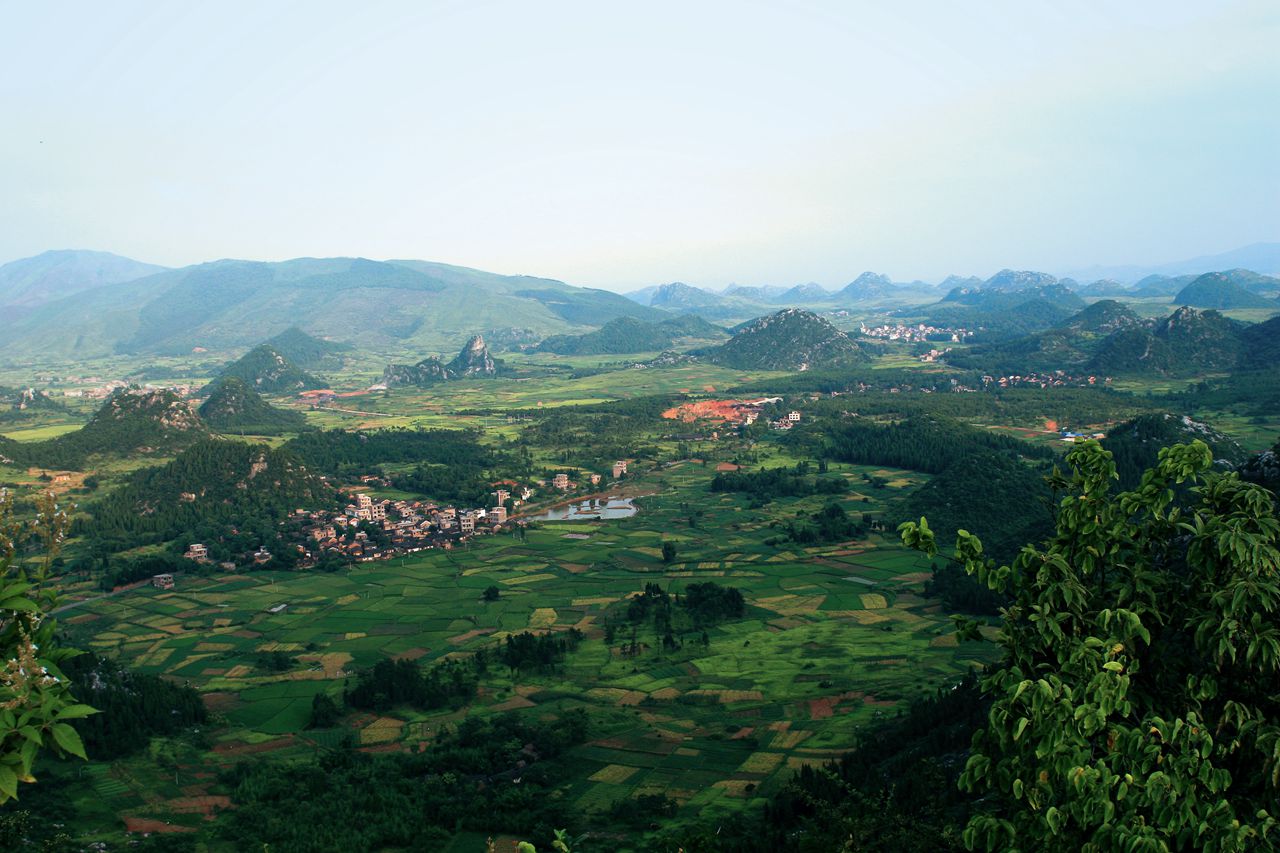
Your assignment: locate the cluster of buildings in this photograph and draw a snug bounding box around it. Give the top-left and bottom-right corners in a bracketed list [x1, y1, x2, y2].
[56, 379, 198, 400]
[859, 322, 972, 343]
[982, 373, 1112, 389]
[296, 489, 521, 563]
[551, 461, 628, 492]
[1060, 430, 1108, 443]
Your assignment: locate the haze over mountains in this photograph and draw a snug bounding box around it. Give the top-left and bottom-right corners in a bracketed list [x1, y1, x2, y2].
[1, 244, 1277, 362]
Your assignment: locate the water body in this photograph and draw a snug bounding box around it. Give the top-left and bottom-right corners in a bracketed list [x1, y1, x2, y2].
[531, 497, 637, 521]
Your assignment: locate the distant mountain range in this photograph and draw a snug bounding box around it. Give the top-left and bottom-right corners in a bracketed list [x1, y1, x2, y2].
[0, 253, 665, 359]
[3, 243, 1277, 364]
[0, 249, 167, 314]
[1062, 242, 1280, 284]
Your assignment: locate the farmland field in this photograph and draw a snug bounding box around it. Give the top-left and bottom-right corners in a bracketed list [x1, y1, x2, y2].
[53, 450, 990, 845]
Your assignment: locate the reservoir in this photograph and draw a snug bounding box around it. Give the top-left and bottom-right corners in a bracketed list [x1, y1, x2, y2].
[531, 497, 637, 521]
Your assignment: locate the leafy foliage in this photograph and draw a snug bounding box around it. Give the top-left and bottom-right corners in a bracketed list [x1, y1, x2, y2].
[900, 439, 1280, 851]
[0, 491, 94, 804]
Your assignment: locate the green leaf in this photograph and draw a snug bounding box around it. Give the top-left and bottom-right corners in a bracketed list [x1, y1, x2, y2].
[0, 764, 16, 800]
[1013, 717, 1029, 741]
[55, 704, 99, 721]
[50, 723, 87, 759]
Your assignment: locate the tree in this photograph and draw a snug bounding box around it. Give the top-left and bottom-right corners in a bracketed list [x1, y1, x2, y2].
[0, 490, 96, 803]
[661, 541, 677, 564]
[483, 585, 501, 602]
[308, 693, 342, 729]
[900, 440, 1279, 851]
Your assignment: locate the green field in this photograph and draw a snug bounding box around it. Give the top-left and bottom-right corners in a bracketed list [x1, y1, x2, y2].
[54, 455, 987, 842]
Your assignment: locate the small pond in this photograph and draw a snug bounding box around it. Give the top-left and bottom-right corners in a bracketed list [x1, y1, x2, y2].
[530, 497, 637, 521]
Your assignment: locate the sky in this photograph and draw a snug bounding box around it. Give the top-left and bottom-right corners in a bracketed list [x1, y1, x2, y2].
[2, 0, 1277, 290]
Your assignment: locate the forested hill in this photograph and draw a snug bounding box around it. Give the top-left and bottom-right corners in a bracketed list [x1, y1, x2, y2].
[198, 376, 309, 434]
[805, 413, 1054, 475]
[793, 414, 1057, 565]
[83, 438, 334, 552]
[948, 304, 1277, 377]
[702, 308, 868, 370]
[263, 326, 352, 369]
[213, 344, 321, 393]
[1104, 413, 1245, 489]
[535, 315, 726, 354]
[1087, 306, 1243, 376]
[924, 283, 1085, 337]
[1, 388, 208, 469]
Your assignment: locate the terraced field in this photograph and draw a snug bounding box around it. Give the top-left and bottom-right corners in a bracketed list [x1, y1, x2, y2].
[61, 457, 991, 836]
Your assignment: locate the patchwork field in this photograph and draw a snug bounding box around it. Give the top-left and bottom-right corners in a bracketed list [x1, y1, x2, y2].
[59, 456, 990, 839]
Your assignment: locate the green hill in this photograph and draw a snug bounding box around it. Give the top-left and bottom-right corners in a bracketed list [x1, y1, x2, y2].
[1055, 299, 1141, 335]
[4, 388, 209, 468]
[1088, 307, 1242, 376]
[0, 385, 72, 425]
[1104, 413, 1244, 488]
[926, 284, 1086, 336]
[701, 308, 868, 370]
[84, 438, 334, 552]
[0, 255, 670, 358]
[216, 344, 320, 394]
[947, 300, 1142, 373]
[198, 377, 308, 435]
[1174, 272, 1276, 309]
[535, 315, 726, 355]
[264, 326, 353, 369]
[1239, 315, 1280, 370]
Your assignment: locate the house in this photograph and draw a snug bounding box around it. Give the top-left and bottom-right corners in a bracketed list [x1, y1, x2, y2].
[553, 473, 570, 490]
[152, 573, 175, 590]
[494, 489, 510, 505]
[489, 505, 508, 524]
[253, 546, 272, 564]
[183, 543, 208, 562]
[589, 473, 601, 486]
[459, 513, 476, 534]
[787, 411, 801, 422]
[612, 461, 628, 478]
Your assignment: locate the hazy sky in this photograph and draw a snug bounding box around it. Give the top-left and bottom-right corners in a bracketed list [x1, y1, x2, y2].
[2, 1, 1277, 290]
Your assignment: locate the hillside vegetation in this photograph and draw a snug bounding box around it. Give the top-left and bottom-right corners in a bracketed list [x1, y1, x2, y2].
[198, 376, 309, 434]
[535, 315, 725, 355]
[215, 344, 320, 393]
[702, 308, 868, 370]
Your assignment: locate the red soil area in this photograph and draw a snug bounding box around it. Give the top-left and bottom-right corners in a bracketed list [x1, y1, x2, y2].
[662, 399, 745, 422]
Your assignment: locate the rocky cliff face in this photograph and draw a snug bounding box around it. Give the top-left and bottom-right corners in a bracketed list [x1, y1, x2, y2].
[448, 335, 498, 376]
[383, 335, 501, 386]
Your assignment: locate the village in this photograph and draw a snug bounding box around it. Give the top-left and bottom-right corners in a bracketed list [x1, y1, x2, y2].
[858, 321, 973, 343]
[167, 461, 635, 585]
